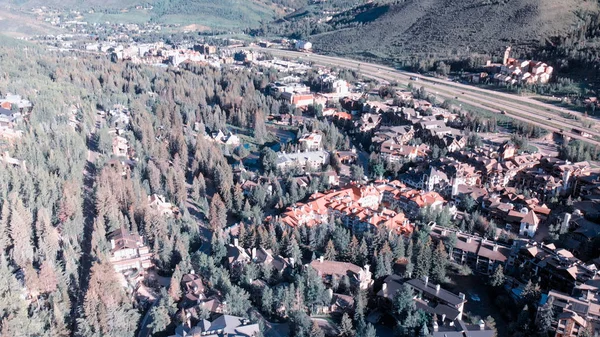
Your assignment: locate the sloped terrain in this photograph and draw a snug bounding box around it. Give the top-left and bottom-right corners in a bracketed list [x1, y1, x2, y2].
[310, 0, 598, 60]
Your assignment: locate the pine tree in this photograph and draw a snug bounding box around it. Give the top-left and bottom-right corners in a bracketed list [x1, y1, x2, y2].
[168, 264, 183, 301]
[538, 297, 554, 335]
[339, 312, 355, 337]
[324, 239, 337, 260]
[38, 260, 58, 294]
[261, 287, 274, 315]
[254, 110, 267, 144]
[348, 235, 360, 264]
[489, 265, 505, 287]
[363, 323, 377, 337]
[430, 241, 447, 284]
[0, 202, 11, 254]
[358, 237, 369, 265]
[414, 237, 432, 279]
[9, 197, 34, 269]
[393, 235, 405, 260]
[209, 194, 227, 231]
[310, 321, 326, 337]
[286, 236, 301, 264]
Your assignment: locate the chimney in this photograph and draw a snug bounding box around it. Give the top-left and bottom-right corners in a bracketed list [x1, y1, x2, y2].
[190, 269, 195, 275]
[466, 237, 472, 243]
[319, 256, 324, 263]
[382, 283, 387, 292]
[234, 238, 239, 247]
[110, 239, 115, 250]
[289, 257, 295, 266]
[436, 284, 441, 293]
[493, 244, 498, 252]
[252, 247, 257, 260]
[442, 314, 447, 323]
[478, 319, 485, 330]
[432, 320, 439, 332]
[424, 276, 429, 287]
[364, 264, 370, 272]
[562, 213, 571, 232]
[459, 292, 465, 301]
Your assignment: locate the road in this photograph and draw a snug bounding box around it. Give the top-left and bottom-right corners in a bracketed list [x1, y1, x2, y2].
[242, 47, 600, 147]
[137, 297, 160, 337]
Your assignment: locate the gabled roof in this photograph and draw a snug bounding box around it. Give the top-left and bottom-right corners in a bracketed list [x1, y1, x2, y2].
[521, 211, 540, 226]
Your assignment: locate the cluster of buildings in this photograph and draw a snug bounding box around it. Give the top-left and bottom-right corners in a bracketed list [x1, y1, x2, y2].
[0, 93, 32, 140]
[276, 180, 447, 234]
[487, 47, 554, 85]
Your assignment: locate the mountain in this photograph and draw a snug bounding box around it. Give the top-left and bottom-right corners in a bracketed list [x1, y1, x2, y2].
[271, 0, 599, 62]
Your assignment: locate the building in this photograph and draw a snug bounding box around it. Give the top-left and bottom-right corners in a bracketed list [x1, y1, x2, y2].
[148, 194, 179, 217]
[107, 228, 153, 273]
[428, 224, 512, 275]
[295, 40, 312, 51]
[112, 135, 129, 157]
[276, 150, 329, 173]
[519, 210, 540, 237]
[278, 184, 413, 234]
[298, 133, 323, 151]
[514, 242, 598, 294]
[538, 284, 600, 337]
[378, 275, 467, 322]
[309, 257, 373, 290]
[172, 315, 260, 337]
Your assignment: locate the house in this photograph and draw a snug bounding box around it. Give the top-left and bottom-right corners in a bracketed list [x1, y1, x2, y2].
[180, 272, 206, 309]
[226, 240, 251, 269]
[107, 228, 153, 273]
[317, 290, 354, 315]
[276, 150, 329, 173]
[0, 151, 26, 171]
[519, 210, 540, 238]
[298, 133, 323, 151]
[172, 314, 260, 337]
[378, 275, 467, 322]
[514, 242, 598, 294]
[148, 194, 179, 217]
[429, 224, 512, 275]
[112, 135, 129, 157]
[538, 286, 600, 337]
[250, 247, 293, 273]
[380, 142, 418, 163]
[309, 257, 373, 290]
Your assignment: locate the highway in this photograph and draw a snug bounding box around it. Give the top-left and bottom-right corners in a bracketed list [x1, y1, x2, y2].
[244, 47, 600, 147]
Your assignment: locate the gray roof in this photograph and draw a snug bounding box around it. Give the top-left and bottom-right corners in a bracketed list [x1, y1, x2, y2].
[406, 278, 466, 307]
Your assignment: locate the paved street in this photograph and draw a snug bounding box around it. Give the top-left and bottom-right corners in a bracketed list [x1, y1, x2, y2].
[241, 47, 600, 147]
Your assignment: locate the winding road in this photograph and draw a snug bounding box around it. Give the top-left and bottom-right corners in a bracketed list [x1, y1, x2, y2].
[242, 47, 600, 147]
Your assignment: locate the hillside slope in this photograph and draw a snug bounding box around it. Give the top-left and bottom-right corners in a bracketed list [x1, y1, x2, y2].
[0, 0, 285, 29]
[308, 0, 598, 60]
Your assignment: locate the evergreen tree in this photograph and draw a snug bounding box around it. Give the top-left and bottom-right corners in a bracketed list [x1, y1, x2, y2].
[209, 194, 227, 231]
[414, 237, 432, 279]
[489, 265, 505, 287]
[348, 235, 360, 264]
[430, 241, 447, 284]
[310, 321, 326, 337]
[339, 312, 355, 337]
[324, 239, 337, 260]
[393, 236, 405, 260]
[537, 298, 554, 335]
[168, 264, 183, 301]
[261, 287, 274, 315]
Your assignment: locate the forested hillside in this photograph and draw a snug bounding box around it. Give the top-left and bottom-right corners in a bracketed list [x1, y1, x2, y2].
[0, 36, 293, 335]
